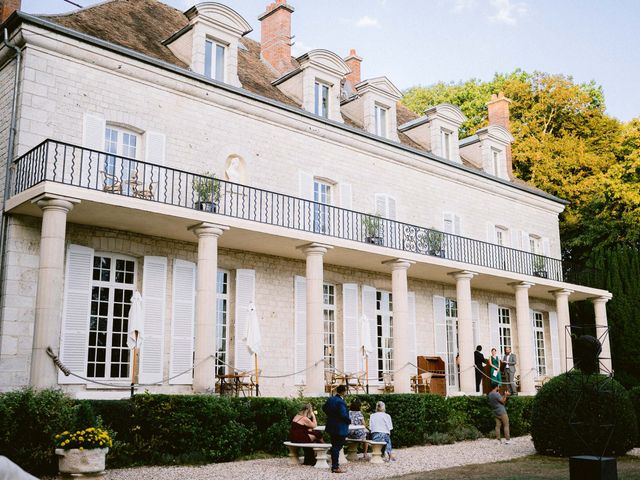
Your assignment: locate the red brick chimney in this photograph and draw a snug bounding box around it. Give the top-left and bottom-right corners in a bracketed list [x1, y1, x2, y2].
[486, 92, 514, 178]
[1, 0, 21, 23]
[258, 0, 295, 75]
[344, 49, 362, 86]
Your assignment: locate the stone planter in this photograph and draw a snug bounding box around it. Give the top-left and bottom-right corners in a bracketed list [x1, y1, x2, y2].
[56, 448, 108, 475]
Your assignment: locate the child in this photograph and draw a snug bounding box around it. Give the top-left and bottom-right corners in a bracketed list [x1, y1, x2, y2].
[369, 400, 396, 461]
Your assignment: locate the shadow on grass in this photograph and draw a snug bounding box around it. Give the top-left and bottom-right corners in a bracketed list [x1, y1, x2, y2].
[391, 454, 640, 480]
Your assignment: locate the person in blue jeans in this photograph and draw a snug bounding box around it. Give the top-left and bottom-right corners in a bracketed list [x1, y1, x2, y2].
[322, 384, 350, 473]
[369, 400, 396, 461]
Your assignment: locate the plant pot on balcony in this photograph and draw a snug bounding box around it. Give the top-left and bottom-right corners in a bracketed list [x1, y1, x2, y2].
[56, 447, 108, 475]
[428, 249, 445, 258]
[195, 201, 218, 213]
[533, 270, 548, 278]
[366, 236, 383, 246]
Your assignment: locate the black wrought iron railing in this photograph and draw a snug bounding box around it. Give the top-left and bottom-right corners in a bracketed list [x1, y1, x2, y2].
[12, 139, 565, 281]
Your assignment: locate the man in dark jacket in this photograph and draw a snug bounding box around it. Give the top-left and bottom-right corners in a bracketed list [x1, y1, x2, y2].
[474, 345, 487, 393]
[322, 384, 350, 473]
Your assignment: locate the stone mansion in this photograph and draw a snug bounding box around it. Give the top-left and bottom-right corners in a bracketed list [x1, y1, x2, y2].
[0, 0, 612, 398]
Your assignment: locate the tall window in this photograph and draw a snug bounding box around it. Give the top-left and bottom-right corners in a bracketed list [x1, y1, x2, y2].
[314, 81, 329, 118]
[376, 291, 393, 381]
[445, 298, 459, 390]
[495, 226, 507, 246]
[204, 39, 225, 82]
[313, 179, 332, 234]
[533, 311, 547, 376]
[87, 254, 136, 379]
[492, 149, 501, 176]
[529, 235, 542, 254]
[323, 283, 336, 372]
[214, 270, 229, 376]
[104, 126, 138, 181]
[498, 307, 512, 355]
[374, 104, 388, 137]
[441, 128, 452, 160]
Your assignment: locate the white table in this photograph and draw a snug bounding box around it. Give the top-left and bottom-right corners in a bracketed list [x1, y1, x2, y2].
[313, 425, 366, 464]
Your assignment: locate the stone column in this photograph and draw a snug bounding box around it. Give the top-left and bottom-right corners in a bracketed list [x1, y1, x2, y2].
[552, 289, 574, 372]
[189, 222, 228, 392]
[30, 195, 79, 389]
[297, 243, 332, 395]
[383, 259, 414, 393]
[511, 282, 536, 395]
[592, 296, 613, 374]
[450, 271, 477, 394]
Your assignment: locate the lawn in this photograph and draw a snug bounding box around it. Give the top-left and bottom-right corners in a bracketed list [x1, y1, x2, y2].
[392, 454, 640, 480]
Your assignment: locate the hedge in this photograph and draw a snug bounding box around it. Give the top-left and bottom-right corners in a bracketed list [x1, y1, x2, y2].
[629, 386, 640, 445]
[0, 389, 533, 476]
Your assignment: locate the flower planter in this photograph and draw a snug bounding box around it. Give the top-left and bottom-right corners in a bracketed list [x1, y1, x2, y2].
[533, 270, 548, 278]
[56, 448, 108, 475]
[365, 236, 383, 246]
[195, 201, 218, 213]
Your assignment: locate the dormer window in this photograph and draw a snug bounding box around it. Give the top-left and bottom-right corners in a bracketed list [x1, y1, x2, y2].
[441, 128, 453, 160]
[314, 81, 330, 118]
[492, 148, 503, 177]
[204, 39, 226, 81]
[375, 104, 388, 137]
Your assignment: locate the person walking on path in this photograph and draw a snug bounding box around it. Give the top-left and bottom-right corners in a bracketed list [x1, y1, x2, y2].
[474, 345, 487, 393]
[369, 401, 396, 461]
[488, 384, 511, 444]
[322, 384, 350, 473]
[489, 348, 502, 388]
[503, 346, 517, 395]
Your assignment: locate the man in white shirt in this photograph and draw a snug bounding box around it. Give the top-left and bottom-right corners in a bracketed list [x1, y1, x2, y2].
[369, 401, 396, 461]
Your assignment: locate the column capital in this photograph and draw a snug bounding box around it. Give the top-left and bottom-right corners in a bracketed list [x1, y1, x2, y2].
[32, 194, 80, 213]
[188, 222, 228, 238]
[550, 288, 574, 299]
[509, 281, 534, 290]
[297, 242, 332, 256]
[448, 270, 477, 281]
[591, 294, 612, 305]
[382, 258, 414, 271]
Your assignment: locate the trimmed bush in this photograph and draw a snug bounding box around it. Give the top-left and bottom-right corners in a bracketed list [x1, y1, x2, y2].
[532, 372, 638, 456]
[629, 386, 640, 446]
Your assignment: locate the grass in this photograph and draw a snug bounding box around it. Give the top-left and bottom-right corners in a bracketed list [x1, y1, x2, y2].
[392, 454, 640, 480]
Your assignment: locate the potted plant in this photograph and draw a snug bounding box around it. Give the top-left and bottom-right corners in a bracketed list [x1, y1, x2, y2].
[193, 171, 220, 212]
[532, 254, 548, 278]
[362, 213, 383, 245]
[426, 228, 445, 257]
[55, 427, 112, 475]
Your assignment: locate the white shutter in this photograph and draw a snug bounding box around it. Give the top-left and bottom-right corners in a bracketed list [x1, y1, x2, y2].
[374, 194, 387, 217]
[548, 311, 561, 376]
[387, 196, 397, 220]
[342, 283, 359, 373]
[299, 171, 314, 201]
[432, 295, 447, 362]
[454, 215, 461, 235]
[339, 183, 352, 210]
[488, 303, 500, 351]
[234, 269, 256, 372]
[511, 229, 520, 248]
[471, 301, 480, 349]
[82, 113, 105, 150]
[362, 285, 378, 384]
[443, 212, 454, 234]
[145, 132, 166, 166]
[139, 256, 167, 385]
[542, 238, 551, 256]
[487, 223, 496, 243]
[408, 291, 416, 366]
[521, 232, 531, 252]
[169, 259, 196, 385]
[294, 275, 307, 385]
[59, 244, 94, 384]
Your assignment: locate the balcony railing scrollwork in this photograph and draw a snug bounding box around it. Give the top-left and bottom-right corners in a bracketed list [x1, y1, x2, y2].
[12, 140, 565, 281]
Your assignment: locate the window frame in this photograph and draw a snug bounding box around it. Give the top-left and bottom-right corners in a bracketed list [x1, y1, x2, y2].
[441, 128, 453, 160]
[445, 298, 459, 391]
[374, 103, 389, 138]
[323, 283, 336, 373]
[214, 269, 230, 376]
[313, 178, 333, 234]
[532, 311, 547, 376]
[104, 125, 139, 181]
[491, 148, 502, 177]
[314, 80, 330, 118]
[204, 38, 226, 82]
[497, 307, 512, 356]
[86, 252, 137, 381]
[375, 290, 393, 381]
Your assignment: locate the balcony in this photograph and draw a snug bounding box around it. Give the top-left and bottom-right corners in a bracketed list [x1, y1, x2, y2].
[12, 139, 565, 281]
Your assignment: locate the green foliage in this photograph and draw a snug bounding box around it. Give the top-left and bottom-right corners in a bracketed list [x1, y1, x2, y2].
[424, 432, 456, 445]
[531, 372, 637, 456]
[629, 386, 640, 445]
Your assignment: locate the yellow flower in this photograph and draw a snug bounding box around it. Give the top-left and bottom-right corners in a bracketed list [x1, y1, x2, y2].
[79, 447, 84, 451]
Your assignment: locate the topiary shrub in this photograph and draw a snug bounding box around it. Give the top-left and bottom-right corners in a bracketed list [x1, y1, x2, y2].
[532, 372, 638, 456]
[629, 386, 640, 446]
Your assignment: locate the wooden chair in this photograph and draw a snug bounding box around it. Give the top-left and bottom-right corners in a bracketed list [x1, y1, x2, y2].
[235, 371, 255, 397]
[382, 372, 394, 393]
[324, 369, 338, 394]
[347, 371, 366, 394]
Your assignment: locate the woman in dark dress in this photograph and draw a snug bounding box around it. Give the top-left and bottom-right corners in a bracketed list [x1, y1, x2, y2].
[289, 403, 321, 465]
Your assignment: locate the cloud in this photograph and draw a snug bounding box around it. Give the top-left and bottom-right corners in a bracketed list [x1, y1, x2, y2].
[291, 40, 314, 57]
[488, 0, 527, 25]
[452, 0, 475, 13]
[355, 16, 381, 28]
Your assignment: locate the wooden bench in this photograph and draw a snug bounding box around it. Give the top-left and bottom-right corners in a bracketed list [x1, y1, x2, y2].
[344, 438, 366, 461]
[365, 440, 388, 464]
[283, 441, 332, 469]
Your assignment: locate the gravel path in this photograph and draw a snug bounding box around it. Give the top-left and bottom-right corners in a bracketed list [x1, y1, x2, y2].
[97, 436, 536, 480]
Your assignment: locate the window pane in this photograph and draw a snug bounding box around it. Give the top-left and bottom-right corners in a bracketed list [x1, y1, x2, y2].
[215, 44, 225, 82]
[204, 40, 213, 79]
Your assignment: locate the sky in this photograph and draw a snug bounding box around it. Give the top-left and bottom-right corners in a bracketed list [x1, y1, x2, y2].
[21, 0, 640, 122]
